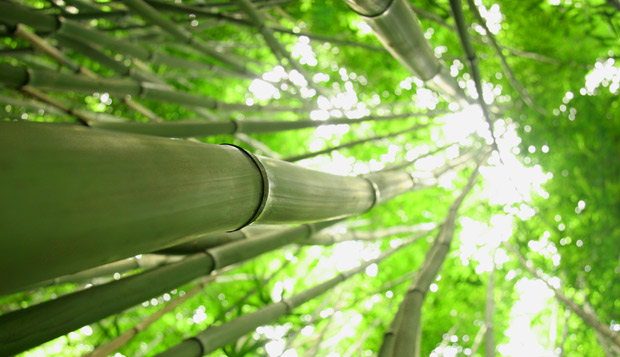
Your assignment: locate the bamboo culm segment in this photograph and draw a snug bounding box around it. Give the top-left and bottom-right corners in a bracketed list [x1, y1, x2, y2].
[0, 121, 420, 294]
[381, 158, 484, 357]
[157, 233, 416, 357]
[0, 221, 334, 356]
[85, 112, 421, 138]
[343, 0, 467, 103]
[0, 63, 296, 113]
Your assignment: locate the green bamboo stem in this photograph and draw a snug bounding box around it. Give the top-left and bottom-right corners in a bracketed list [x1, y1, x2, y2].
[4, 121, 421, 291]
[469, 322, 488, 356]
[449, 0, 496, 139]
[16, 255, 184, 294]
[303, 222, 436, 246]
[0, 92, 65, 116]
[379, 155, 485, 357]
[156, 234, 419, 357]
[344, 0, 468, 104]
[0, 221, 335, 356]
[0, 63, 301, 113]
[12, 24, 95, 76]
[465, 0, 541, 113]
[284, 123, 430, 162]
[120, 0, 253, 76]
[84, 112, 425, 138]
[508, 245, 620, 350]
[485, 253, 496, 357]
[0, 2, 252, 78]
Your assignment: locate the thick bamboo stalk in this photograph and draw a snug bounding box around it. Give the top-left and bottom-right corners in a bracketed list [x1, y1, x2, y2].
[284, 123, 430, 162]
[379, 156, 485, 357]
[84, 112, 424, 138]
[2, 121, 407, 291]
[509, 246, 620, 350]
[0, 63, 299, 113]
[120, 0, 252, 75]
[156, 234, 419, 357]
[343, 0, 468, 104]
[0, 221, 334, 356]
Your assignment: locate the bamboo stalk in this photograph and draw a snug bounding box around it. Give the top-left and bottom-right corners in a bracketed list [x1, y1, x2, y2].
[233, 0, 326, 96]
[484, 254, 496, 357]
[0, 62, 302, 113]
[449, 0, 497, 143]
[508, 245, 620, 350]
[156, 234, 421, 356]
[85, 266, 236, 357]
[303, 222, 436, 246]
[465, 0, 542, 113]
[379, 155, 486, 357]
[284, 123, 430, 162]
[84, 112, 425, 138]
[2, 121, 393, 291]
[16, 255, 184, 294]
[0, 221, 334, 356]
[344, 0, 468, 104]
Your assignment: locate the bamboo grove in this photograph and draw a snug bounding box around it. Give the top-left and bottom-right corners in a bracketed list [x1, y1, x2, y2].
[1, 0, 620, 356]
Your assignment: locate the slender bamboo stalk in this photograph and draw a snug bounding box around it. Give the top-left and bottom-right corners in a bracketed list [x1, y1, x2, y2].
[484, 254, 496, 357]
[0, 2, 252, 78]
[156, 234, 421, 356]
[233, 0, 326, 96]
[380, 143, 454, 172]
[0, 63, 301, 113]
[465, 0, 541, 113]
[120, 0, 252, 75]
[0, 92, 65, 116]
[303, 222, 436, 246]
[448, 0, 497, 146]
[0, 221, 334, 356]
[11, 255, 183, 294]
[509, 245, 620, 350]
[85, 268, 234, 357]
[379, 155, 486, 357]
[284, 123, 430, 162]
[469, 323, 487, 356]
[343, 0, 468, 103]
[84, 112, 425, 138]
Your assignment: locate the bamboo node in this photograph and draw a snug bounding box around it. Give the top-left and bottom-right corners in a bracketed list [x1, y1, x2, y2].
[221, 144, 270, 231]
[362, 177, 381, 212]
